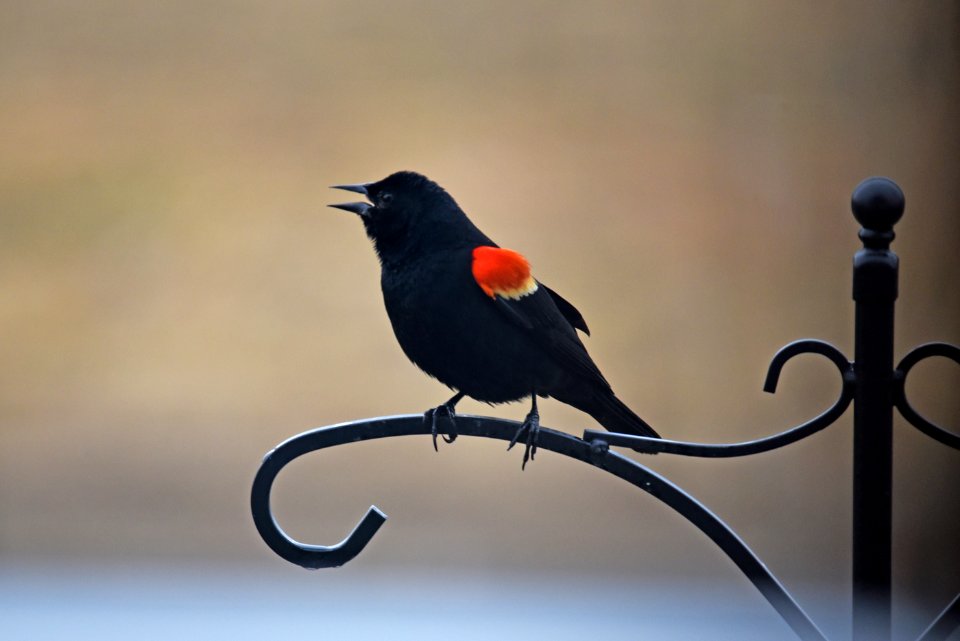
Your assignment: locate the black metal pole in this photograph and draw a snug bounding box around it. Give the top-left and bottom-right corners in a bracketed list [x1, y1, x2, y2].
[850, 177, 904, 641]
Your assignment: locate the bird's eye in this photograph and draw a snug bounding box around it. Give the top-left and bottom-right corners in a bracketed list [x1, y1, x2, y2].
[379, 192, 394, 206]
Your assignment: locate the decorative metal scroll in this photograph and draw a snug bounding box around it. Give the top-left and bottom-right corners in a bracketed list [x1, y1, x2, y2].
[894, 342, 960, 450]
[251, 177, 959, 641]
[584, 339, 854, 457]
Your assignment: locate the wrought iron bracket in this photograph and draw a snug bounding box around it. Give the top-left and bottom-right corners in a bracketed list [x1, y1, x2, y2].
[251, 414, 829, 641]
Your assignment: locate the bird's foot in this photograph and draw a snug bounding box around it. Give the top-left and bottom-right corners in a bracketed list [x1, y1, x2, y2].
[507, 407, 540, 470]
[425, 403, 458, 451]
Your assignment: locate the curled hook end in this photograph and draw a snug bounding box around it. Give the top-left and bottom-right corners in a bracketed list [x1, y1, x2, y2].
[289, 505, 388, 570]
[895, 342, 960, 450]
[251, 439, 390, 569]
[762, 369, 780, 395]
[763, 350, 790, 395]
[763, 339, 851, 396]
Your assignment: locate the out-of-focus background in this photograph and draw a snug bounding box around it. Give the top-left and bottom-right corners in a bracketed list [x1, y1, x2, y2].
[1, 2, 957, 639]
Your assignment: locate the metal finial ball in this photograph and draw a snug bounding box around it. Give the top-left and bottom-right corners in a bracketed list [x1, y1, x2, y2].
[851, 177, 904, 230]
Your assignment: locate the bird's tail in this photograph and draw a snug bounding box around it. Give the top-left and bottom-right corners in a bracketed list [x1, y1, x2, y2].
[585, 391, 660, 438]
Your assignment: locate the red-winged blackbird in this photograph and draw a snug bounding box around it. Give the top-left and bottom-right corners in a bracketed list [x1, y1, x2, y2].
[330, 171, 660, 468]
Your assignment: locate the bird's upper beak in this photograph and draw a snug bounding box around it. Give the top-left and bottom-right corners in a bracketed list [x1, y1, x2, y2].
[328, 183, 373, 217]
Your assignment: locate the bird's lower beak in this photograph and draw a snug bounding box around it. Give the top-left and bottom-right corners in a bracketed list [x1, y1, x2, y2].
[329, 183, 373, 217]
[328, 201, 372, 217]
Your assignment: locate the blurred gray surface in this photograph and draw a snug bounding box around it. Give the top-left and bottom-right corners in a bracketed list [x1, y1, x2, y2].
[1, 562, 837, 641]
[4, 561, 958, 640]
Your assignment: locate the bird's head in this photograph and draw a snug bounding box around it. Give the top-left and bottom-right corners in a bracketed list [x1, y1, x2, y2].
[330, 171, 482, 264]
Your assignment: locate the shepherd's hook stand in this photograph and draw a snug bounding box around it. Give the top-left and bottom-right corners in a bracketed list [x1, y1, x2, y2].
[251, 177, 959, 641]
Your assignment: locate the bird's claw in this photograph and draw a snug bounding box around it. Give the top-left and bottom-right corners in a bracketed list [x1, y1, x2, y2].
[507, 409, 540, 470]
[425, 403, 458, 451]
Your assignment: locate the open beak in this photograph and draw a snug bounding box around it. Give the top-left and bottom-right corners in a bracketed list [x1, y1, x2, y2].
[329, 183, 373, 217]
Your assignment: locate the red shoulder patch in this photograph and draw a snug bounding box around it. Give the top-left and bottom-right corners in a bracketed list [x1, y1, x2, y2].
[472, 246, 538, 300]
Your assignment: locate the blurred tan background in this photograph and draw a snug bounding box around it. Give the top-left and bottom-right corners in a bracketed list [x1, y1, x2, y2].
[1, 1, 958, 639]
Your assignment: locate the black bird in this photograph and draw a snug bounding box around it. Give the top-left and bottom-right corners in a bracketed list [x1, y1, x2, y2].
[330, 171, 659, 468]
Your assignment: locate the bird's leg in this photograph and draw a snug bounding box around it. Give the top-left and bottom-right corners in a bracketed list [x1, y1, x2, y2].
[424, 391, 465, 451]
[507, 393, 540, 470]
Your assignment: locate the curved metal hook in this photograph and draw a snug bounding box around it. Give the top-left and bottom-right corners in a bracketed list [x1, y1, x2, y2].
[894, 342, 960, 450]
[585, 340, 854, 456]
[763, 339, 853, 394]
[251, 432, 388, 568]
[252, 415, 827, 641]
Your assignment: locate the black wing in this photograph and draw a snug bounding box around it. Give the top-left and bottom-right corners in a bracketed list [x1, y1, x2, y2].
[494, 284, 609, 388]
[542, 284, 590, 335]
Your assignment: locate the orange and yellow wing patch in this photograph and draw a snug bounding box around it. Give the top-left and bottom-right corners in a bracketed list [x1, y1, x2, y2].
[472, 246, 538, 300]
